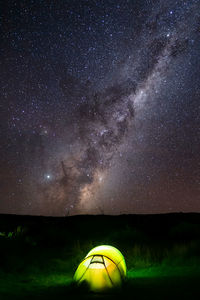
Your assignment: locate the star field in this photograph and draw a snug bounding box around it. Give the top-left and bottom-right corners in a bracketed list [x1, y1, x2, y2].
[0, 0, 200, 215]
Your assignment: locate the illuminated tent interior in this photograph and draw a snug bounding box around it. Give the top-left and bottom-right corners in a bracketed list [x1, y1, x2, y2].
[74, 245, 126, 292]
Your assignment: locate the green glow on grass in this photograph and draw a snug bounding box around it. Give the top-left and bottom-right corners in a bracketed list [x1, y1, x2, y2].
[128, 264, 200, 279]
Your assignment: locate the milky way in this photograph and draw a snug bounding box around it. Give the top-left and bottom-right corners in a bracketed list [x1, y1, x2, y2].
[1, 0, 200, 215]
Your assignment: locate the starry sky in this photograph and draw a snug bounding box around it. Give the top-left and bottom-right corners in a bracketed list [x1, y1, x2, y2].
[1, 0, 200, 216]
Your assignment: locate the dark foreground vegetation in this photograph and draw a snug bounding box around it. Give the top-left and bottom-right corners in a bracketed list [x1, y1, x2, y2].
[0, 213, 200, 299]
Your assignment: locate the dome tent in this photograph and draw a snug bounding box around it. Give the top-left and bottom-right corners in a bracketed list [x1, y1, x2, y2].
[74, 245, 126, 292]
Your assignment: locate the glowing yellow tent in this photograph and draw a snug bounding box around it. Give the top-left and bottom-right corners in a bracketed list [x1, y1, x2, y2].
[74, 245, 126, 292]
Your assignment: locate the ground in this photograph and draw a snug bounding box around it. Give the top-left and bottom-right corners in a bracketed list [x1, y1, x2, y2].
[0, 213, 200, 299]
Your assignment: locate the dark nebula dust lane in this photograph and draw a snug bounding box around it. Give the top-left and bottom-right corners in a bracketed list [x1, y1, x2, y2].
[0, 0, 200, 216]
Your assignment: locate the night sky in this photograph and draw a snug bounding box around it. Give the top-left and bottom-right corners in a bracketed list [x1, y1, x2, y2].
[1, 0, 200, 216]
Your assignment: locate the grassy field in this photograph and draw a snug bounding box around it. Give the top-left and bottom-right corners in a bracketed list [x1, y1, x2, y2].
[0, 213, 200, 299]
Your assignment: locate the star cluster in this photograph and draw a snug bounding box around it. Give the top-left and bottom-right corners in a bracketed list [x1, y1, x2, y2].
[0, 0, 200, 215]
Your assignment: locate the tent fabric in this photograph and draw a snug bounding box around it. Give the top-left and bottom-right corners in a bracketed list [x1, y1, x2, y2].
[74, 245, 126, 292]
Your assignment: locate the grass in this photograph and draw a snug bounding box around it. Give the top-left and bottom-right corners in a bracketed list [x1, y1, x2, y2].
[0, 213, 200, 299]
